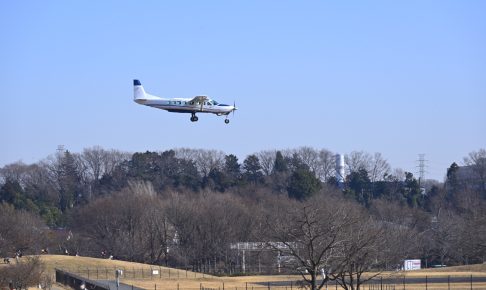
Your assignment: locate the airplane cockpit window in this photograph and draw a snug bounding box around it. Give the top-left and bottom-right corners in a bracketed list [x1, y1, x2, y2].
[213, 100, 219, 105]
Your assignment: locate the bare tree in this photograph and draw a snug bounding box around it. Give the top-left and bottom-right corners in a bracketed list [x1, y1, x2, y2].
[165, 191, 255, 271]
[295, 147, 321, 173]
[72, 185, 155, 261]
[328, 213, 386, 290]
[139, 193, 175, 265]
[463, 148, 486, 195]
[368, 153, 391, 183]
[317, 149, 336, 182]
[175, 148, 225, 177]
[81, 146, 108, 182]
[80, 146, 130, 182]
[262, 194, 355, 290]
[0, 204, 46, 257]
[345, 151, 372, 176]
[449, 192, 486, 264]
[0, 162, 29, 186]
[0, 256, 46, 290]
[255, 150, 277, 176]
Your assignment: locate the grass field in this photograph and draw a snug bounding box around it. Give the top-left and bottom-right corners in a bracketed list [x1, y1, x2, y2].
[3, 255, 486, 289]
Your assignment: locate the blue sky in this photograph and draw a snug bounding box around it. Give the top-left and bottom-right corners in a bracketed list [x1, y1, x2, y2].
[1, 1, 485, 181]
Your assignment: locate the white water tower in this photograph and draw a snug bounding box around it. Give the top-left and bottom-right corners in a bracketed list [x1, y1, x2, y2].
[335, 154, 345, 184]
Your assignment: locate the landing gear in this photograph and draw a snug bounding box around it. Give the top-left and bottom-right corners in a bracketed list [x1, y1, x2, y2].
[224, 119, 230, 124]
[190, 113, 199, 122]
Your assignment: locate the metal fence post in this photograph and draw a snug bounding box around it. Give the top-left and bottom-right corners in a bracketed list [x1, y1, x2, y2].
[448, 275, 450, 290]
[470, 274, 473, 290]
[425, 276, 428, 290]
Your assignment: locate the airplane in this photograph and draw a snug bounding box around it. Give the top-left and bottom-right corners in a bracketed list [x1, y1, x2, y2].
[133, 79, 237, 124]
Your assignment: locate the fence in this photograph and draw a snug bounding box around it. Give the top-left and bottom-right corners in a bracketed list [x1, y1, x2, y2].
[57, 266, 207, 280]
[55, 268, 110, 290]
[55, 268, 486, 290]
[138, 277, 486, 290]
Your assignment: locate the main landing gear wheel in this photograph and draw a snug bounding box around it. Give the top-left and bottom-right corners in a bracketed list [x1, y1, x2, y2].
[190, 113, 199, 122]
[225, 119, 230, 124]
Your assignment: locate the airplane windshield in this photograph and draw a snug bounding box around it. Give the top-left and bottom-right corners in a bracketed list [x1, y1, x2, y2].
[212, 100, 219, 105]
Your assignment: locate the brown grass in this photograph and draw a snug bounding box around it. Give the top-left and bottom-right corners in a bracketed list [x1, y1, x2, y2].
[7, 255, 486, 290]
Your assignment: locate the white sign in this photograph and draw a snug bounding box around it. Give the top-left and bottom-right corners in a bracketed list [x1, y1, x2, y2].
[152, 269, 159, 275]
[404, 259, 421, 271]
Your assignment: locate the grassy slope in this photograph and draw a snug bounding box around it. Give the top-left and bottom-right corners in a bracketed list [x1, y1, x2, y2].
[38, 254, 194, 275]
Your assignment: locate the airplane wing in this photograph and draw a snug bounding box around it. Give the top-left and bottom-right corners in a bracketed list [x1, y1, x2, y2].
[189, 96, 208, 103]
[188, 96, 209, 111]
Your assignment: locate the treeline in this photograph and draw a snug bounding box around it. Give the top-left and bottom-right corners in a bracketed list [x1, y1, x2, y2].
[1, 147, 486, 277]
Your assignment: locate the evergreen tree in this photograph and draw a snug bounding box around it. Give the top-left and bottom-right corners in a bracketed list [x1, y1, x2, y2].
[206, 168, 227, 192]
[446, 162, 460, 199]
[403, 172, 422, 207]
[345, 169, 372, 206]
[224, 154, 241, 186]
[243, 155, 264, 184]
[273, 151, 289, 173]
[0, 179, 25, 208]
[287, 166, 321, 200]
[58, 151, 82, 211]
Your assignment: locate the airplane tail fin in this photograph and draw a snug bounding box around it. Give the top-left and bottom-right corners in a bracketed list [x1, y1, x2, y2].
[133, 79, 146, 100]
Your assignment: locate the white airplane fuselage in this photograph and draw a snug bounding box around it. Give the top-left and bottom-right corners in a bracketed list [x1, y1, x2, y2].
[134, 98, 234, 115]
[133, 79, 237, 123]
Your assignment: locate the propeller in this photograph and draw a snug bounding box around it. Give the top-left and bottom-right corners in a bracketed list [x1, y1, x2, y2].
[232, 101, 237, 117]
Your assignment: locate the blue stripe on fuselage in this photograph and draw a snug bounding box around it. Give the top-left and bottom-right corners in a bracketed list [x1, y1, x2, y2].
[148, 104, 230, 114]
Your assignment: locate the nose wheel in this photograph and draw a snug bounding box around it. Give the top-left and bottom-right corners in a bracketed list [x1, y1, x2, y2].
[224, 119, 230, 124]
[190, 113, 198, 122]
